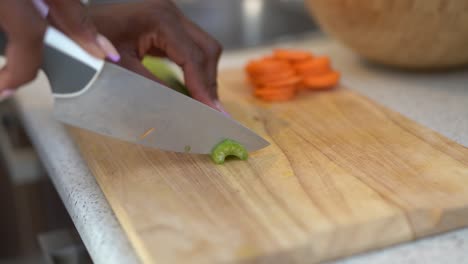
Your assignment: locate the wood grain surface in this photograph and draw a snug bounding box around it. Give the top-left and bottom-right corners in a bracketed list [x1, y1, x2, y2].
[69, 69, 468, 264]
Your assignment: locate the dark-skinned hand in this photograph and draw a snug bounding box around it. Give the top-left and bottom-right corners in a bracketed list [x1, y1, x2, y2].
[89, 0, 225, 112]
[0, 0, 119, 100]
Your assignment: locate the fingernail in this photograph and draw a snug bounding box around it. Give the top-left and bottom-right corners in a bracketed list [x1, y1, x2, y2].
[214, 100, 231, 117]
[0, 89, 15, 102]
[96, 34, 120, 62]
[31, 0, 50, 18]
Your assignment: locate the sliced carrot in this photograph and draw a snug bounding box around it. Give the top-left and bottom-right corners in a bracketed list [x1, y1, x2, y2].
[255, 76, 302, 87]
[273, 49, 313, 61]
[248, 69, 296, 83]
[296, 65, 331, 76]
[302, 71, 340, 90]
[246, 59, 291, 75]
[250, 77, 296, 88]
[245, 49, 340, 102]
[247, 67, 291, 77]
[293, 56, 331, 75]
[294, 56, 330, 68]
[297, 67, 332, 77]
[254, 84, 296, 101]
[254, 87, 296, 97]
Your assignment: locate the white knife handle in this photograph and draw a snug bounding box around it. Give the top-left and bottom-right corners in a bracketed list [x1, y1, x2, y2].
[44, 27, 104, 71]
[0, 27, 104, 98]
[42, 26, 104, 98]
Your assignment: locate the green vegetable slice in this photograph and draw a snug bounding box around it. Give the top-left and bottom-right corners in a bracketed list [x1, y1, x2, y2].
[211, 139, 248, 164]
[142, 56, 190, 96]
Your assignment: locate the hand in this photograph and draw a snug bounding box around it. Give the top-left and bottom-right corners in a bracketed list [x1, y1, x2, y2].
[0, 0, 46, 100]
[89, 0, 225, 112]
[0, 0, 120, 100]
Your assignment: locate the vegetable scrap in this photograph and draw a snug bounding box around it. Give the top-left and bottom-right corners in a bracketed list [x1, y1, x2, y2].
[140, 128, 155, 140]
[184, 145, 192, 153]
[142, 56, 190, 96]
[211, 139, 249, 164]
[245, 49, 340, 102]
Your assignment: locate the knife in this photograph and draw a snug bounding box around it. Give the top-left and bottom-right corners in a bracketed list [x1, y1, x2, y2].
[0, 27, 269, 154]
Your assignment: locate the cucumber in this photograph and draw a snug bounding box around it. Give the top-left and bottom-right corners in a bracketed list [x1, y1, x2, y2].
[142, 56, 190, 96]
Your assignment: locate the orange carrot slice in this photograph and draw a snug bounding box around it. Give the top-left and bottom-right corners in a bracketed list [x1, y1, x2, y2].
[249, 69, 296, 83]
[245, 49, 341, 102]
[246, 59, 291, 75]
[298, 67, 331, 77]
[256, 76, 302, 87]
[293, 56, 331, 75]
[302, 71, 340, 90]
[254, 86, 296, 96]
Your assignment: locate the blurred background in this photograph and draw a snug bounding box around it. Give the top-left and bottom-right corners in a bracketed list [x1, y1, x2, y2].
[0, 0, 319, 263]
[175, 0, 318, 50]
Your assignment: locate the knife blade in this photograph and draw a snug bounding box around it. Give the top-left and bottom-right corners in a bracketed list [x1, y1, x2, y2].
[0, 27, 269, 154]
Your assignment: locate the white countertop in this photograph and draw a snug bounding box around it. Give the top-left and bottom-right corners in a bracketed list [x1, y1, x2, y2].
[10, 35, 468, 264]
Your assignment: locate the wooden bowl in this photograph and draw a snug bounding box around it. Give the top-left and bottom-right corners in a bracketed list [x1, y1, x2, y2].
[305, 0, 468, 70]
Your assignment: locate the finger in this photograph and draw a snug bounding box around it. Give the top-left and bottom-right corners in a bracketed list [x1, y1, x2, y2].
[181, 19, 223, 101]
[0, 0, 46, 96]
[45, 0, 120, 61]
[146, 47, 168, 58]
[0, 37, 44, 91]
[116, 47, 165, 84]
[146, 20, 218, 110]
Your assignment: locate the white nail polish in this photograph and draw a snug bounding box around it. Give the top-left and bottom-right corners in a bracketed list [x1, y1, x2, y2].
[0, 89, 15, 102]
[31, 0, 49, 18]
[214, 100, 231, 117]
[96, 34, 120, 62]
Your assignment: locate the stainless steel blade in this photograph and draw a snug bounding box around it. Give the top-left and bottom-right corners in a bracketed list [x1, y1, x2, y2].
[53, 62, 269, 154]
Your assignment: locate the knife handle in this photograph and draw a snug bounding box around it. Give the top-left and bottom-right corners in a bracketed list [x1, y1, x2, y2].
[0, 27, 104, 98]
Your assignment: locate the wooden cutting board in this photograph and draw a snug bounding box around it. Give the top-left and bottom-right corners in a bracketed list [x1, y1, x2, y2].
[69, 69, 468, 264]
